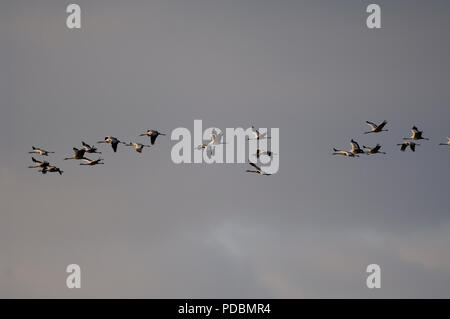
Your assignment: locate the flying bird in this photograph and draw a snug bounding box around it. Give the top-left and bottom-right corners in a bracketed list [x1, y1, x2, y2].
[196, 143, 215, 158]
[39, 166, 63, 175]
[332, 148, 359, 157]
[80, 158, 104, 166]
[29, 146, 54, 156]
[350, 139, 365, 155]
[196, 134, 214, 150]
[403, 126, 430, 141]
[28, 157, 50, 168]
[439, 137, 450, 146]
[364, 120, 388, 134]
[64, 148, 91, 161]
[246, 162, 271, 175]
[248, 126, 271, 140]
[139, 130, 166, 145]
[363, 144, 386, 155]
[197, 129, 225, 148]
[210, 129, 226, 146]
[397, 141, 420, 152]
[196, 131, 223, 158]
[97, 136, 122, 152]
[82, 141, 101, 154]
[124, 142, 151, 153]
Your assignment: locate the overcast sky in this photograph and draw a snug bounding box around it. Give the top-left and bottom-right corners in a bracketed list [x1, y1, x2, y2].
[1, 0, 450, 298]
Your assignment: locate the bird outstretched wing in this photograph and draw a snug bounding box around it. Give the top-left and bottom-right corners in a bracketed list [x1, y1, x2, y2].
[111, 141, 118, 152]
[249, 162, 261, 171]
[350, 140, 361, 151]
[150, 134, 157, 145]
[372, 144, 381, 152]
[377, 120, 387, 129]
[82, 141, 91, 148]
[366, 121, 377, 129]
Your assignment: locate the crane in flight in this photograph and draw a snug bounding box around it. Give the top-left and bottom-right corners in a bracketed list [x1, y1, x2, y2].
[97, 136, 123, 152]
[350, 139, 365, 155]
[332, 148, 359, 157]
[28, 157, 50, 169]
[363, 144, 386, 155]
[29, 146, 54, 156]
[364, 120, 388, 134]
[82, 141, 102, 154]
[80, 158, 104, 166]
[403, 126, 430, 141]
[39, 166, 63, 175]
[248, 126, 271, 140]
[139, 130, 166, 145]
[124, 142, 151, 153]
[64, 148, 91, 161]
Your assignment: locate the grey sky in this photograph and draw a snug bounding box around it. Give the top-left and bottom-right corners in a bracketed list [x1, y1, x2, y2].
[1, 0, 450, 298]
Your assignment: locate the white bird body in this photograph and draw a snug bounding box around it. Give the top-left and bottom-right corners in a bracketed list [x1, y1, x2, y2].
[80, 158, 104, 166]
[124, 142, 151, 153]
[332, 148, 358, 157]
[29, 146, 54, 156]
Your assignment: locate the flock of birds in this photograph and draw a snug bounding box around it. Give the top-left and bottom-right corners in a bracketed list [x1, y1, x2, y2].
[28, 126, 276, 176]
[26, 121, 450, 175]
[332, 120, 449, 157]
[28, 129, 167, 175]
